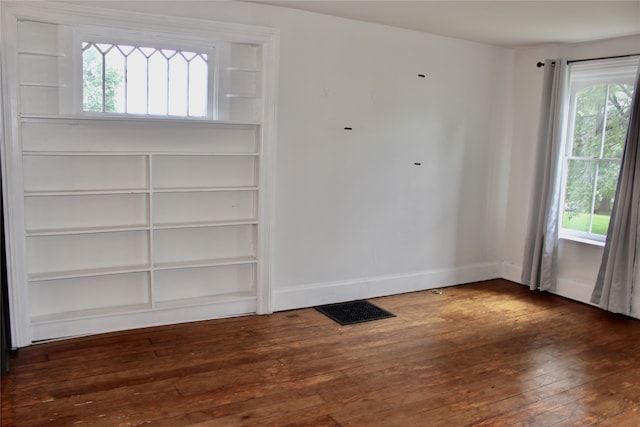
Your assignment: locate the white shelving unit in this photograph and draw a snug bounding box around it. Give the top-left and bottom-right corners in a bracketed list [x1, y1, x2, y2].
[20, 118, 264, 340]
[2, 4, 278, 346]
[219, 42, 263, 122]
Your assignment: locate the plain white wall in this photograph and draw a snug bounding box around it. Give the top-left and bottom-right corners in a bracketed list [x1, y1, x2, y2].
[502, 35, 640, 310]
[72, 1, 514, 308]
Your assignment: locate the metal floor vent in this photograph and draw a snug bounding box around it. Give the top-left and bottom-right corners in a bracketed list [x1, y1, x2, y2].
[315, 300, 395, 325]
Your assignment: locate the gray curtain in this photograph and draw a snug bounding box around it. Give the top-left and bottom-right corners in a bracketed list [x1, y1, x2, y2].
[521, 59, 569, 291]
[591, 64, 640, 314]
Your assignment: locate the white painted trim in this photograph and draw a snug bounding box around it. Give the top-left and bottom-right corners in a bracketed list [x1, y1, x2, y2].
[272, 263, 501, 311]
[501, 261, 620, 314]
[554, 277, 596, 306]
[1, 5, 32, 347]
[31, 297, 257, 342]
[256, 34, 279, 315]
[1, 1, 277, 44]
[501, 261, 523, 284]
[558, 234, 605, 247]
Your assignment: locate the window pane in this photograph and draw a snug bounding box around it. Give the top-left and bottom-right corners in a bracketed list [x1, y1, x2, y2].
[603, 83, 633, 159]
[572, 86, 607, 158]
[126, 49, 148, 115]
[148, 50, 168, 115]
[592, 161, 620, 235]
[188, 54, 208, 117]
[104, 48, 125, 113]
[562, 159, 596, 233]
[168, 54, 188, 116]
[82, 45, 104, 112]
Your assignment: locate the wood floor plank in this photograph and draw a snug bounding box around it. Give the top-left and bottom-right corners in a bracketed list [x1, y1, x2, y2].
[3, 279, 640, 426]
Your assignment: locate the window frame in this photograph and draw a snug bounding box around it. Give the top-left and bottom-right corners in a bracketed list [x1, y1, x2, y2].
[73, 26, 219, 120]
[559, 58, 638, 244]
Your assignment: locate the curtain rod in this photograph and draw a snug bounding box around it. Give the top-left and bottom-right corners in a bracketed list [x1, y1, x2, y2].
[536, 53, 640, 68]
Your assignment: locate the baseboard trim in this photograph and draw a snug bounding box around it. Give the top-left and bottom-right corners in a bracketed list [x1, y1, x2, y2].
[501, 261, 600, 306]
[554, 278, 595, 305]
[501, 262, 523, 284]
[272, 262, 501, 312]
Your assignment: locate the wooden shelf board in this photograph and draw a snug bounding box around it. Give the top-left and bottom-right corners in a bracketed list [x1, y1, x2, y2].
[18, 50, 66, 57]
[227, 67, 260, 72]
[225, 94, 259, 99]
[23, 151, 151, 157]
[31, 303, 152, 323]
[154, 292, 256, 310]
[153, 219, 257, 229]
[20, 82, 66, 88]
[152, 186, 258, 193]
[29, 265, 151, 281]
[20, 114, 261, 126]
[25, 188, 149, 196]
[27, 224, 150, 236]
[23, 150, 259, 157]
[151, 152, 260, 157]
[154, 256, 257, 271]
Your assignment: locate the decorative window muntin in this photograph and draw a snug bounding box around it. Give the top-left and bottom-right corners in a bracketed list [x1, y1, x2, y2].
[81, 41, 213, 118]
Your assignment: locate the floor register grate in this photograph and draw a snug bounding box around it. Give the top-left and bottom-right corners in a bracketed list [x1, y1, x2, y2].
[314, 300, 395, 325]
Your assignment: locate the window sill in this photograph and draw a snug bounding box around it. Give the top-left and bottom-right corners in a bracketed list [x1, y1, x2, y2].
[559, 234, 605, 247]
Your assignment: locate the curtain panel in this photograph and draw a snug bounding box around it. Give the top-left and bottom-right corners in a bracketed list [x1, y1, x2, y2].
[591, 63, 640, 314]
[521, 59, 569, 291]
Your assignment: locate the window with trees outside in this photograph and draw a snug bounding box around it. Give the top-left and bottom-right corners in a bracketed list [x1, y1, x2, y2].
[560, 59, 637, 242]
[82, 41, 212, 118]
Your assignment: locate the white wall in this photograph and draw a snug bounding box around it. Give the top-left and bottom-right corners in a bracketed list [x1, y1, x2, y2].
[502, 35, 640, 311]
[69, 1, 514, 309]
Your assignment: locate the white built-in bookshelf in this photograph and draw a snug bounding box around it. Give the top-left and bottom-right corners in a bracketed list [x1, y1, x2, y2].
[3, 4, 278, 344]
[22, 117, 263, 340]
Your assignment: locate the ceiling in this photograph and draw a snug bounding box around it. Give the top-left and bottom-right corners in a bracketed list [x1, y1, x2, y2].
[251, 1, 640, 47]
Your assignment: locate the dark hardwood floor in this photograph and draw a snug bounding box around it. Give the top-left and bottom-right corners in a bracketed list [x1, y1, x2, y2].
[3, 279, 640, 426]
